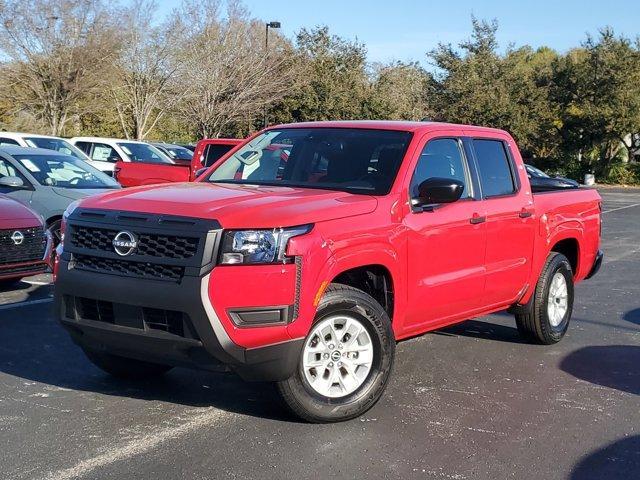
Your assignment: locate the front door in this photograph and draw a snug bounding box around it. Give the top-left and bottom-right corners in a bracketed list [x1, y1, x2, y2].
[403, 135, 487, 330]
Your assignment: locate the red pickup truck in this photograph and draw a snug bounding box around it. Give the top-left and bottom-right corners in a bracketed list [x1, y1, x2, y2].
[114, 138, 241, 187]
[54, 121, 602, 422]
[1, 194, 51, 284]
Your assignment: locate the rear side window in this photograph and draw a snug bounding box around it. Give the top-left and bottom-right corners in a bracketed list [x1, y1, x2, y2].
[0, 137, 19, 146]
[91, 143, 121, 162]
[473, 140, 515, 197]
[203, 144, 235, 167]
[410, 138, 471, 198]
[74, 141, 91, 154]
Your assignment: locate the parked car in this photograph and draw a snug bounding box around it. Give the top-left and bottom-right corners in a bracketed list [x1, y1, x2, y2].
[176, 143, 196, 152]
[0, 146, 120, 249]
[0, 131, 93, 164]
[115, 138, 241, 187]
[55, 121, 602, 423]
[70, 137, 173, 176]
[151, 143, 194, 165]
[525, 164, 580, 192]
[0, 194, 52, 285]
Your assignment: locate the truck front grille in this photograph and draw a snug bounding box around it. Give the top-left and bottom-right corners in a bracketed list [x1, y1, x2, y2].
[74, 254, 184, 282]
[70, 225, 199, 259]
[0, 227, 46, 265]
[64, 210, 221, 282]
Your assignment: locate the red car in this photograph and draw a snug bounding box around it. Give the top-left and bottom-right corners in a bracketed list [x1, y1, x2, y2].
[0, 194, 52, 284]
[55, 121, 602, 422]
[114, 138, 242, 187]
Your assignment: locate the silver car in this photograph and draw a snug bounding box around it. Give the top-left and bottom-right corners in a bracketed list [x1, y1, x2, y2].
[0, 146, 120, 246]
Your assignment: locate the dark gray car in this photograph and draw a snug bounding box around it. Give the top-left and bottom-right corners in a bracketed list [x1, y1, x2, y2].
[0, 146, 120, 246]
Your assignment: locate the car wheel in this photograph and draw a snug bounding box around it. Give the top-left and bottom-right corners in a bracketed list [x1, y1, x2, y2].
[277, 283, 395, 423]
[82, 348, 173, 380]
[515, 252, 574, 344]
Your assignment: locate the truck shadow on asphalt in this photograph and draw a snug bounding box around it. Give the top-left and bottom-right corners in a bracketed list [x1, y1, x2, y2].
[570, 435, 640, 479]
[0, 295, 297, 422]
[436, 317, 529, 344]
[623, 307, 640, 325]
[560, 345, 640, 396]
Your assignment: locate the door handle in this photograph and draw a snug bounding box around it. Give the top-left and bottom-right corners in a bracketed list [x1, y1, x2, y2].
[470, 213, 486, 224]
[519, 208, 533, 218]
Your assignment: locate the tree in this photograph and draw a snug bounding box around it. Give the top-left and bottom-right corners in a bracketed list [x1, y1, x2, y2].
[552, 29, 640, 173]
[173, 0, 296, 139]
[271, 26, 370, 124]
[367, 61, 431, 121]
[0, 0, 120, 135]
[109, 0, 186, 140]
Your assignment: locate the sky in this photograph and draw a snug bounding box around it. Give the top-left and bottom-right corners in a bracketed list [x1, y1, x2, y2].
[156, 0, 640, 65]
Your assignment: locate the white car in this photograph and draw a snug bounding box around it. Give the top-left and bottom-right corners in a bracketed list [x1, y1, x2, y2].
[0, 131, 95, 167]
[69, 137, 173, 175]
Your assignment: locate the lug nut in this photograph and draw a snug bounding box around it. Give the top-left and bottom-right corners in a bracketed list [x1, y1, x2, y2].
[337, 362, 342, 367]
[328, 362, 334, 367]
[323, 353, 329, 359]
[338, 344, 343, 349]
[329, 344, 335, 349]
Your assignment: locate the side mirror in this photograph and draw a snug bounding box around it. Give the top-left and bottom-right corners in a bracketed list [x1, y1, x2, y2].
[412, 177, 464, 210]
[0, 176, 25, 188]
[194, 167, 208, 178]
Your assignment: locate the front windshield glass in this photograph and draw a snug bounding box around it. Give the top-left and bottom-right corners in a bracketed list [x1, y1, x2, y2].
[25, 137, 88, 161]
[117, 142, 173, 164]
[15, 153, 120, 189]
[165, 146, 193, 160]
[526, 164, 549, 178]
[207, 128, 412, 195]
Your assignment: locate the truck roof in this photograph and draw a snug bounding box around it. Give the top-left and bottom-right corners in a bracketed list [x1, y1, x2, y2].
[271, 120, 508, 135]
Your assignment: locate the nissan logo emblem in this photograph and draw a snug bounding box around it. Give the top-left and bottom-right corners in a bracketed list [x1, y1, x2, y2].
[10, 231, 24, 245]
[112, 231, 138, 256]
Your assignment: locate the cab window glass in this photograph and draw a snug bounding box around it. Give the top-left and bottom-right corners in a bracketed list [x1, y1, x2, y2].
[410, 138, 470, 198]
[473, 140, 516, 197]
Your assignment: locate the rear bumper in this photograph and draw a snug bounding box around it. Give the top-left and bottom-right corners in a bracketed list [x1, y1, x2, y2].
[585, 250, 604, 279]
[54, 258, 303, 381]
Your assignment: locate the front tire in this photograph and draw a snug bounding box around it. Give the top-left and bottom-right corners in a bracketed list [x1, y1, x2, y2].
[277, 284, 395, 423]
[515, 252, 574, 344]
[82, 348, 173, 380]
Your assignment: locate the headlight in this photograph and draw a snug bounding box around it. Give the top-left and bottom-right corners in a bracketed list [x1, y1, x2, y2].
[219, 225, 312, 265]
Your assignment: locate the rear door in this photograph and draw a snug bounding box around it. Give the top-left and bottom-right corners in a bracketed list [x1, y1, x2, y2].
[468, 135, 535, 306]
[403, 133, 487, 329]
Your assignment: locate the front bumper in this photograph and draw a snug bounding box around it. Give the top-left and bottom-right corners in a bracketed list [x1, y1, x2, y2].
[585, 249, 604, 279]
[54, 208, 307, 381]
[55, 261, 304, 381]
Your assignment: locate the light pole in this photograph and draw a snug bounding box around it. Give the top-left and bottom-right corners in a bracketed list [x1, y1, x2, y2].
[264, 21, 281, 127]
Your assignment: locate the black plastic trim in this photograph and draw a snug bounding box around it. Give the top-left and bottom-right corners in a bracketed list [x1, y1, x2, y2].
[585, 250, 604, 280]
[228, 305, 292, 327]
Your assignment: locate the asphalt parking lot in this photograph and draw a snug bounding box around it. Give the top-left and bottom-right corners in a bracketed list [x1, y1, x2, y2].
[1, 187, 638, 480]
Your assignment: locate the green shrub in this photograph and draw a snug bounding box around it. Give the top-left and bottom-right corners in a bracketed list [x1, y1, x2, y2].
[604, 163, 640, 185]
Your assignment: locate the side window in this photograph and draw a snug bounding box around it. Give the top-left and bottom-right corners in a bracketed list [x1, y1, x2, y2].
[203, 144, 234, 167]
[0, 137, 20, 146]
[473, 140, 516, 197]
[410, 138, 470, 198]
[91, 143, 121, 162]
[74, 141, 91, 154]
[0, 159, 29, 190]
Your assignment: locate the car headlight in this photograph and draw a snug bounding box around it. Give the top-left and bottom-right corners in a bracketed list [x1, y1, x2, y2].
[219, 225, 312, 265]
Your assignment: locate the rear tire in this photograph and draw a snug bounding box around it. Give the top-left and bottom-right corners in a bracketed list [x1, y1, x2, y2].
[82, 349, 173, 380]
[515, 252, 574, 344]
[277, 284, 395, 423]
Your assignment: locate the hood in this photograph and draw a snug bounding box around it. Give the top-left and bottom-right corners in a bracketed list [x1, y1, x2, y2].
[76, 182, 378, 228]
[52, 187, 116, 201]
[0, 194, 39, 221]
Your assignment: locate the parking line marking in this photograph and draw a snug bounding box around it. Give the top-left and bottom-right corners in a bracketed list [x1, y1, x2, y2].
[39, 408, 231, 480]
[0, 298, 52, 311]
[602, 203, 640, 214]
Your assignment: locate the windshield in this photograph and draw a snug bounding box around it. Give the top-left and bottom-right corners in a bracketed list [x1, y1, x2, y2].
[526, 164, 549, 178]
[117, 142, 172, 164]
[164, 146, 193, 161]
[207, 128, 412, 195]
[15, 153, 120, 189]
[25, 137, 89, 161]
